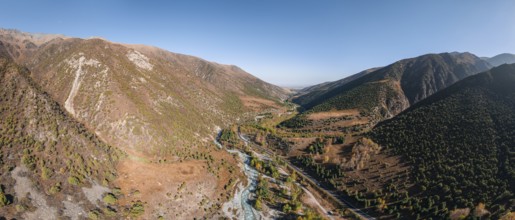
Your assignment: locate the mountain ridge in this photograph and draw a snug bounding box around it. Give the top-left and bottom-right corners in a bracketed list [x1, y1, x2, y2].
[0, 29, 290, 156]
[288, 52, 492, 127]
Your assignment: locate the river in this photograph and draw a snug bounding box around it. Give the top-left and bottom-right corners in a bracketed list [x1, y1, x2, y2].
[217, 137, 261, 220]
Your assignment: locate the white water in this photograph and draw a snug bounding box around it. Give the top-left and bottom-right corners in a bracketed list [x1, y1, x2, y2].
[216, 131, 261, 220]
[226, 149, 261, 220]
[221, 132, 333, 220]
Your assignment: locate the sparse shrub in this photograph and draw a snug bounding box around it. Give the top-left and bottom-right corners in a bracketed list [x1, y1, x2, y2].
[112, 187, 122, 196]
[49, 182, 61, 195]
[88, 210, 100, 220]
[129, 200, 145, 217]
[103, 206, 117, 217]
[67, 176, 81, 185]
[282, 203, 291, 213]
[15, 204, 27, 212]
[41, 166, 52, 180]
[254, 198, 263, 211]
[103, 193, 117, 205]
[0, 189, 9, 207]
[21, 153, 36, 170]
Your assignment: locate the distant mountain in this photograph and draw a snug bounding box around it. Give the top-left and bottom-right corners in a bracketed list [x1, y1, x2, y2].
[0, 29, 67, 62]
[0, 29, 290, 156]
[483, 53, 515, 67]
[293, 67, 381, 107]
[292, 52, 492, 122]
[368, 64, 515, 219]
[0, 54, 124, 219]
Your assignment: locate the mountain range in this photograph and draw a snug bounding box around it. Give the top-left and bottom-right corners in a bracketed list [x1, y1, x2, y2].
[1, 27, 514, 219]
[294, 52, 492, 117]
[297, 52, 515, 112]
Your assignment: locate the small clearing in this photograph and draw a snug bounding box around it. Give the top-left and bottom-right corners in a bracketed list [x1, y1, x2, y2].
[115, 156, 218, 219]
[82, 182, 110, 206]
[240, 96, 280, 110]
[62, 198, 86, 220]
[307, 109, 360, 120]
[11, 166, 57, 220]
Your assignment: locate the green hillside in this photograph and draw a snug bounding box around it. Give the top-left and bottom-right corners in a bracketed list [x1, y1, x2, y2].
[368, 64, 515, 219]
[294, 67, 380, 107]
[310, 80, 400, 116]
[293, 53, 491, 121]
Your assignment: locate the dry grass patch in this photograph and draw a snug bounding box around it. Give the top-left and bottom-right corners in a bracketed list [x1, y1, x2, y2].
[307, 109, 360, 120]
[115, 157, 218, 219]
[240, 96, 280, 111]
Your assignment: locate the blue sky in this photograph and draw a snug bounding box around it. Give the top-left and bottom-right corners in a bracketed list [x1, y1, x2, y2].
[1, 0, 514, 87]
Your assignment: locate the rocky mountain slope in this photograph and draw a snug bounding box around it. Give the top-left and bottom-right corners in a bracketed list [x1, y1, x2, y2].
[0, 28, 289, 218]
[286, 52, 492, 128]
[0, 29, 67, 62]
[0, 53, 124, 219]
[0, 29, 289, 157]
[367, 64, 515, 219]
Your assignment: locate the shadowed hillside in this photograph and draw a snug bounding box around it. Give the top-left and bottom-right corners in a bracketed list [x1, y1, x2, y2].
[284, 52, 492, 131]
[293, 67, 381, 107]
[368, 64, 515, 219]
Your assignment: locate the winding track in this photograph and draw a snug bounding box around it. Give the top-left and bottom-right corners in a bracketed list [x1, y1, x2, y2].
[237, 128, 376, 220]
